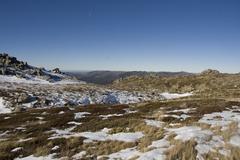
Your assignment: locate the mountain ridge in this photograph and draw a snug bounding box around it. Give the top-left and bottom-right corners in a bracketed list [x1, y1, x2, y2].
[68, 70, 193, 85]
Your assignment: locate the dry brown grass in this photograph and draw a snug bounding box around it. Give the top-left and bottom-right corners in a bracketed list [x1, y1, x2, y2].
[0, 140, 19, 160]
[229, 147, 240, 160]
[111, 73, 240, 99]
[82, 140, 136, 158]
[204, 145, 240, 160]
[1, 98, 240, 159]
[166, 139, 198, 160]
[221, 122, 239, 140]
[134, 123, 165, 152]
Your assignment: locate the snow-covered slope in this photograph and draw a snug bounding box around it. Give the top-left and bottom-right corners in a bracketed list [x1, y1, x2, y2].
[0, 82, 193, 113]
[0, 75, 82, 85]
[0, 53, 193, 113]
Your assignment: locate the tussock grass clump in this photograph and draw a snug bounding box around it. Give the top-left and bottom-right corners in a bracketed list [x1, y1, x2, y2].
[166, 140, 198, 160]
[58, 137, 85, 157]
[229, 147, 240, 160]
[82, 141, 136, 157]
[0, 140, 20, 160]
[205, 145, 240, 160]
[108, 127, 134, 134]
[75, 117, 136, 132]
[132, 121, 165, 152]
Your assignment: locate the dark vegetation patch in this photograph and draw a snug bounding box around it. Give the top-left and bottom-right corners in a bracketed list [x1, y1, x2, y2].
[82, 141, 136, 158]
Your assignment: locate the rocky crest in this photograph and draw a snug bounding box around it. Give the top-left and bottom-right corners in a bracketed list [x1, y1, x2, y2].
[0, 53, 74, 83]
[0, 53, 30, 75]
[200, 69, 221, 76]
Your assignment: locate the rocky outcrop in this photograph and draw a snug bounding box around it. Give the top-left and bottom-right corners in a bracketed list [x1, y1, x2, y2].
[0, 53, 76, 83]
[200, 69, 221, 76]
[0, 53, 30, 75]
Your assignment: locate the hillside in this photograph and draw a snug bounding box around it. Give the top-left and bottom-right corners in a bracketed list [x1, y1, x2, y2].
[111, 69, 240, 99]
[69, 70, 192, 85]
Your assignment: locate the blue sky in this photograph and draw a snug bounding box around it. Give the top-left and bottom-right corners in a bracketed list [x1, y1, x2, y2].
[0, 0, 239, 72]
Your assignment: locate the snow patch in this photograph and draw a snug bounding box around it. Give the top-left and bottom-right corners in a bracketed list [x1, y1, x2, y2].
[161, 92, 193, 99]
[167, 108, 196, 114]
[103, 147, 140, 160]
[18, 138, 33, 142]
[4, 116, 11, 119]
[11, 147, 22, 152]
[102, 136, 170, 160]
[199, 107, 240, 130]
[72, 151, 87, 160]
[14, 154, 57, 160]
[74, 112, 91, 119]
[0, 75, 82, 85]
[124, 108, 138, 114]
[58, 111, 65, 114]
[79, 128, 144, 143]
[229, 135, 240, 147]
[162, 114, 191, 120]
[99, 113, 124, 120]
[0, 75, 49, 84]
[168, 126, 212, 142]
[67, 121, 82, 125]
[0, 97, 11, 114]
[51, 146, 59, 151]
[48, 127, 143, 143]
[145, 119, 164, 128]
[48, 126, 76, 139]
[36, 117, 44, 120]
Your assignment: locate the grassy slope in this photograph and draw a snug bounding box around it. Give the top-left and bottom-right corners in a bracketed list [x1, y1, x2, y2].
[0, 99, 240, 160]
[111, 73, 240, 98]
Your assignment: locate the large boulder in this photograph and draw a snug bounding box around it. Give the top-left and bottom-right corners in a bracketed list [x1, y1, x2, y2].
[0, 53, 29, 75]
[52, 68, 61, 74]
[200, 69, 221, 76]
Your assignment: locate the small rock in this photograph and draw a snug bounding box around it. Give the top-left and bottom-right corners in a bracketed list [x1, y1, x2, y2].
[52, 68, 61, 74]
[14, 106, 26, 112]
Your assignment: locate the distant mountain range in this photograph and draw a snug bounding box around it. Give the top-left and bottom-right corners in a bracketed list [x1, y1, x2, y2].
[68, 71, 193, 85]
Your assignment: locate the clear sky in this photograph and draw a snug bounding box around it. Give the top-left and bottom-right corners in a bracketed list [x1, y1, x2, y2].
[0, 0, 239, 72]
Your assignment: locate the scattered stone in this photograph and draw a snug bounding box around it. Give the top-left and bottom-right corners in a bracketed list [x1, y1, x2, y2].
[52, 68, 61, 74]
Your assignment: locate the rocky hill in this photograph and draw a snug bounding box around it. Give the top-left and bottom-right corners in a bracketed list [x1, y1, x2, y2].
[111, 69, 240, 98]
[0, 53, 78, 83]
